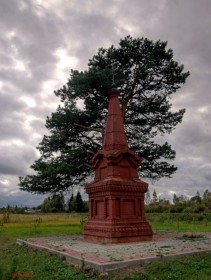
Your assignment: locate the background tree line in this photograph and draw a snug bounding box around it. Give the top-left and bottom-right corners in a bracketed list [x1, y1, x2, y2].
[0, 191, 88, 214]
[40, 191, 88, 213]
[145, 189, 211, 214]
[1, 189, 210, 214]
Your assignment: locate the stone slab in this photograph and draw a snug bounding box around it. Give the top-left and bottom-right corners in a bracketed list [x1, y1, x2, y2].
[16, 232, 211, 273]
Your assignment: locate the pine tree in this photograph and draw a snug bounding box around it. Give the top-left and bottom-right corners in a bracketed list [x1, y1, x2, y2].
[74, 191, 84, 213]
[50, 194, 65, 212]
[152, 190, 158, 203]
[41, 194, 65, 212]
[41, 198, 51, 212]
[68, 193, 74, 212]
[173, 193, 179, 205]
[19, 35, 189, 194]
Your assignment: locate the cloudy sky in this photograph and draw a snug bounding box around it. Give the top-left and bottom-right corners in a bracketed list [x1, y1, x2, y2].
[0, 0, 211, 207]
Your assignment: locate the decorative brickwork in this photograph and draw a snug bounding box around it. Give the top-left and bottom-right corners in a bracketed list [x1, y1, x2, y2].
[83, 88, 153, 243]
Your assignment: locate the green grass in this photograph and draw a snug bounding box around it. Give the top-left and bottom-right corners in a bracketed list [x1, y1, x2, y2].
[149, 221, 211, 232]
[0, 241, 100, 280]
[0, 213, 92, 279]
[0, 213, 211, 279]
[146, 213, 211, 232]
[120, 254, 211, 280]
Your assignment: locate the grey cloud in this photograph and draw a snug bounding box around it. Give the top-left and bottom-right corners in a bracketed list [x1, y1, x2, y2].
[0, 0, 63, 92]
[0, 120, 28, 142]
[0, 0, 211, 205]
[0, 91, 24, 115]
[0, 92, 31, 142]
[0, 70, 39, 93]
[0, 53, 14, 65]
[151, 0, 211, 70]
[167, 110, 211, 159]
[0, 162, 25, 176]
[0, 144, 36, 176]
[0, 0, 61, 46]
[0, 190, 46, 207]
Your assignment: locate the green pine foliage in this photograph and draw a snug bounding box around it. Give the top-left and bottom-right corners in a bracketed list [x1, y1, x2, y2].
[68, 192, 85, 213]
[19, 35, 189, 194]
[41, 194, 65, 213]
[68, 193, 74, 212]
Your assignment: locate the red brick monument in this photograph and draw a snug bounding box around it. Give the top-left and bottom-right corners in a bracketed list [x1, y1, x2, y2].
[83, 87, 153, 243]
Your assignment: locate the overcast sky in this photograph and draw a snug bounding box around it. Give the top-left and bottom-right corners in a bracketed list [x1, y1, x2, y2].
[0, 0, 211, 207]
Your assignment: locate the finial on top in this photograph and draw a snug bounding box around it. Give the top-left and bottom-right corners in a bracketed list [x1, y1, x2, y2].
[112, 63, 115, 85]
[109, 63, 119, 98]
[108, 86, 120, 99]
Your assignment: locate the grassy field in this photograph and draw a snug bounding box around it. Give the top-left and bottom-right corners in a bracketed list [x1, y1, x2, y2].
[0, 213, 211, 279]
[147, 213, 211, 232]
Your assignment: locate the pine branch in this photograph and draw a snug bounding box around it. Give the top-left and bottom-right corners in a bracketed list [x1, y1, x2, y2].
[63, 123, 103, 134]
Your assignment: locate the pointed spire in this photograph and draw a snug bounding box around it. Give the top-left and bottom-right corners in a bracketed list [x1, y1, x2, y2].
[102, 87, 128, 151]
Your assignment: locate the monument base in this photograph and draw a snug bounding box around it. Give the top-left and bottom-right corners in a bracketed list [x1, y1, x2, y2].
[83, 221, 153, 244]
[84, 235, 152, 244]
[83, 180, 153, 244]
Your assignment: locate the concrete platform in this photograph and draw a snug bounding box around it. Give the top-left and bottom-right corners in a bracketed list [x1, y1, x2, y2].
[16, 232, 211, 273]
